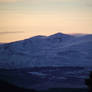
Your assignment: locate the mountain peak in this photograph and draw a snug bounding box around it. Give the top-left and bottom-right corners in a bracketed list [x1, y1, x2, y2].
[48, 32, 71, 39]
[49, 32, 65, 37]
[51, 32, 65, 36]
[31, 35, 47, 39]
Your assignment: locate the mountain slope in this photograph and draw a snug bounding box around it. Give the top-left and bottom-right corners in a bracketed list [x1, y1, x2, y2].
[0, 33, 92, 69]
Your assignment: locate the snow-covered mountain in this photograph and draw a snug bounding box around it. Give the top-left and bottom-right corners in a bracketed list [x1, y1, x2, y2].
[0, 33, 92, 69]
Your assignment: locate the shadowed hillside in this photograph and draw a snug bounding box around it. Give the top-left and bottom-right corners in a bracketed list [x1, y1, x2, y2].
[0, 33, 92, 69]
[0, 79, 88, 92]
[0, 79, 36, 92]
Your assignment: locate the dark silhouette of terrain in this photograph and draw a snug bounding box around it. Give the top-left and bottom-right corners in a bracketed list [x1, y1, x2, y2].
[0, 80, 36, 92]
[0, 79, 87, 92]
[85, 72, 92, 92]
[47, 88, 87, 92]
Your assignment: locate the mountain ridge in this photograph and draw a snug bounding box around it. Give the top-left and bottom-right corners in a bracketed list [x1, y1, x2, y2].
[0, 33, 92, 69]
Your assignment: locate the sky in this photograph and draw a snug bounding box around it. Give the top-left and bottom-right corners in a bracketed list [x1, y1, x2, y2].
[0, 0, 92, 42]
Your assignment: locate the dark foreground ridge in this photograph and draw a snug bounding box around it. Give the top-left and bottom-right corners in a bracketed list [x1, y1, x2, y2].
[0, 79, 36, 92]
[0, 79, 87, 92]
[85, 72, 92, 92]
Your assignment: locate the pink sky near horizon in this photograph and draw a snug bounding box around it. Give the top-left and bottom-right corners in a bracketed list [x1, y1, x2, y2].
[0, 0, 92, 42]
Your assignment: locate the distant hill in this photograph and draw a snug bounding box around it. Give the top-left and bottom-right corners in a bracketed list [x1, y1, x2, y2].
[0, 42, 4, 45]
[0, 32, 92, 69]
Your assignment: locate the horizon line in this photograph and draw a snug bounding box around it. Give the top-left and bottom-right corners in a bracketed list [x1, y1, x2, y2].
[0, 32, 92, 43]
